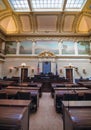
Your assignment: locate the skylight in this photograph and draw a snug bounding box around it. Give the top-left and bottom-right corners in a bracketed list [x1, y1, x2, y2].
[8, 0, 87, 12]
[8, 0, 30, 12]
[31, 0, 64, 11]
[65, 0, 87, 11]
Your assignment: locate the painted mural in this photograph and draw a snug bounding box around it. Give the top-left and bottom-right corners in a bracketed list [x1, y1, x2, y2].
[77, 41, 90, 55]
[35, 40, 59, 54]
[62, 41, 75, 54]
[5, 41, 17, 54]
[19, 41, 32, 54]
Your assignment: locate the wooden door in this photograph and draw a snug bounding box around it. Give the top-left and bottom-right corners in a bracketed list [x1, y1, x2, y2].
[66, 69, 73, 83]
[21, 68, 28, 82]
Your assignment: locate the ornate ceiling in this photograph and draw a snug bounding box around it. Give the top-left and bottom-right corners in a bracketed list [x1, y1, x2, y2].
[0, 0, 91, 37]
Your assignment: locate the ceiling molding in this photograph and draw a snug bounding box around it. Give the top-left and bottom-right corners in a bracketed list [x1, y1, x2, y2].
[19, 14, 33, 33]
[76, 12, 91, 33]
[5, 34, 90, 42]
[62, 14, 76, 32]
[0, 0, 91, 37]
[0, 14, 19, 34]
[0, 29, 6, 40]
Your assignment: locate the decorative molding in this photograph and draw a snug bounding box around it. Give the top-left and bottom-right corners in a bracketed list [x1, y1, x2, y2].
[5, 34, 90, 42]
[0, 30, 6, 40]
[5, 55, 90, 59]
[38, 51, 56, 58]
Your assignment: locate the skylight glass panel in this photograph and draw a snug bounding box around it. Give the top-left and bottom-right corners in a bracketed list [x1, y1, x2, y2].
[31, 0, 64, 12]
[8, 0, 30, 12]
[65, 0, 87, 11]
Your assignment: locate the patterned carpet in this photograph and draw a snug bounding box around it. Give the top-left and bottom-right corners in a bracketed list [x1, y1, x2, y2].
[29, 93, 63, 130]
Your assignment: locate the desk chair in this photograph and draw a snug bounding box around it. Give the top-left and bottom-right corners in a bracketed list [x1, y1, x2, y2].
[84, 93, 91, 100]
[63, 93, 78, 101]
[0, 92, 8, 99]
[16, 91, 31, 100]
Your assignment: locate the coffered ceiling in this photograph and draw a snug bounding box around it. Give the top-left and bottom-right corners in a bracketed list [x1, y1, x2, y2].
[0, 0, 91, 37]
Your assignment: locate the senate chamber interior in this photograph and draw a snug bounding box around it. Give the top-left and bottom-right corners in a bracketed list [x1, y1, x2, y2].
[0, 0, 91, 130]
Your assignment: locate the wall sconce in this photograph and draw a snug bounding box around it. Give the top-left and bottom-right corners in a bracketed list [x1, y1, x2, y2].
[60, 69, 63, 74]
[83, 69, 86, 74]
[75, 67, 78, 72]
[21, 63, 26, 68]
[9, 67, 13, 73]
[31, 68, 34, 73]
[14, 67, 19, 71]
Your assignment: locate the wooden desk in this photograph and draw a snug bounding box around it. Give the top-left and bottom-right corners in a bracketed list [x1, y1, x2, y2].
[0, 89, 18, 97]
[54, 90, 75, 112]
[54, 88, 89, 113]
[18, 82, 42, 88]
[62, 101, 91, 108]
[54, 87, 88, 91]
[0, 106, 28, 130]
[51, 83, 78, 88]
[0, 99, 31, 130]
[0, 99, 31, 107]
[7, 86, 40, 90]
[7, 85, 42, 97]
[0, 88, 39, 111]
[62, 101, 91, 130]
[74, 89, 91, 97]
[78, 81, 91, 88]
[0, 80, 15, 88]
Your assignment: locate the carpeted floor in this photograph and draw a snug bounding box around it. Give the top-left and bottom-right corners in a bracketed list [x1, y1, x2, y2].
[29, 93, 63, 130]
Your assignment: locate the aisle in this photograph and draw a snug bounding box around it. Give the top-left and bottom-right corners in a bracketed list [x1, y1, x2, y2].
[29, 93, 63, 130]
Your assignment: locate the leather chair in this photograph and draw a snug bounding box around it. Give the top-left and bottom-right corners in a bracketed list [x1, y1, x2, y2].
[56, 84, 65, 87]
[84, 93, 91, 100]
[28, 84, 37, 87]
[0, 92, 8, 99]
[16, 91, 37, 112]
[16, 91, 31, 100]
[0, 125, 20, 130]
[63, 93, 78, 101]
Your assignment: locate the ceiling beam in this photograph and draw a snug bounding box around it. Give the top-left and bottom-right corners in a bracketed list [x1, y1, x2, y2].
[62, 0, 67, 11]
[27, 0, 33, 12]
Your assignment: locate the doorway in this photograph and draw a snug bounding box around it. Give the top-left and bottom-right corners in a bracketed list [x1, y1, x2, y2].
[66, 68, 73, 83]
[43, 62, 51, 74]
[21, 68, 28, 82]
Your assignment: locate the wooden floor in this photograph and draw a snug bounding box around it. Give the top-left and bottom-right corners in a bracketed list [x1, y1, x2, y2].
[29, 93, 63, 130]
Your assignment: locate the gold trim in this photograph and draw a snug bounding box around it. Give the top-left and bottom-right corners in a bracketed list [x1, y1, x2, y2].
[62, 14, 76, 32]
[38, 51, 56, 58]
[0, 13, 19, 34]
[35, 14, 59, 32]
[5, 55, 90, 59]
[19, 14, 33, 33]
[76, 12, 91, 33]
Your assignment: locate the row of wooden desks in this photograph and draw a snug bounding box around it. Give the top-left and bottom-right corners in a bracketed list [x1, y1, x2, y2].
[54, 87, 91, 113]
[51, 83, 79, 88]
[12, 82, 42, 97]
[78, 81, 91, 88]
[51, 83, 81, 97]
[0, 99, 31, 130]
[0, 87, 39, 110]
[0, 80, 16, 89]
[62, 101, 91, 130]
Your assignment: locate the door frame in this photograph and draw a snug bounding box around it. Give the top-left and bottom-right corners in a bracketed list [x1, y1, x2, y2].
[65, 68, 73, 83]
[21, 68, 28, 82]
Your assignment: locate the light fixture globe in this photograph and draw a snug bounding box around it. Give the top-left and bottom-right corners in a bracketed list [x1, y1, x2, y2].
[21, 63, 26, 67]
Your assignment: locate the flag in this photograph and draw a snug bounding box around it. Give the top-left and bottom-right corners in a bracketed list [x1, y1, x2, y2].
[56, 62, 58, 75]
[37, 62, 40, 74]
